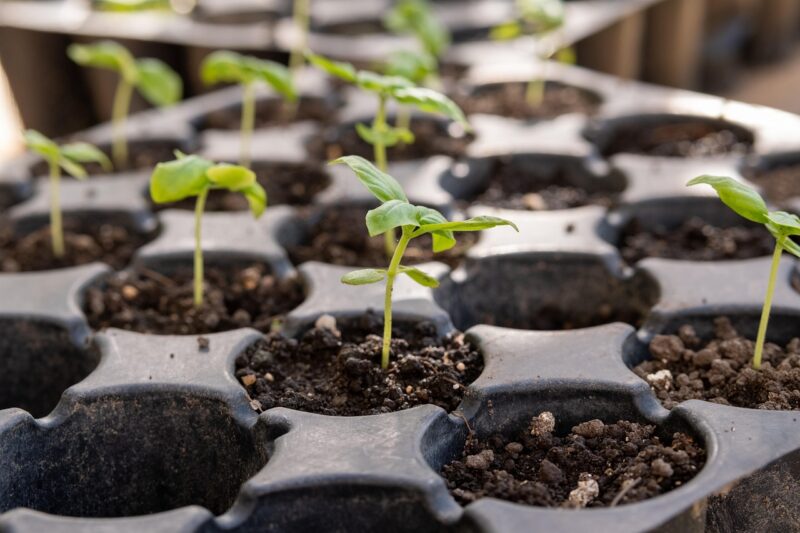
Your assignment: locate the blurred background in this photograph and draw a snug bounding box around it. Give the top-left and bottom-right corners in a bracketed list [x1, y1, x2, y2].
[2, 0, 800, 161]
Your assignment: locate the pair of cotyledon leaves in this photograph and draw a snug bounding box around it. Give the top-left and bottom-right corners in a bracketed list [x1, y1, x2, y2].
[68, 41, 182, 107]
[491, 0, 566, 41]
[384, 0, 451, 59]
[150, 152, 267, 217]
[24, 130, 111, 179]
[201, 51, 296, 101]
[688, 175, 800, 257]
[334, 155, 517, 288]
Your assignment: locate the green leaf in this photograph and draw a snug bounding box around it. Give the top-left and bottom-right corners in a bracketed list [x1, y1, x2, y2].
[687, 175, 769, 224]
[365, 200, 420, 236]
[150, 155, 213, 203]
[781, 237, 800, 258]
[384, 50, 436, 84]
[243, 56, 297, 102]
[392, 87, 470, 128]
[207, 164, 256, 190]
[341, 268, 387, 285]
[383, 0, 450, 57]
[398, 265, 439, 287]
[201, 50, 251, 85]
[61, 142, 112, 172]
[306, 52, 358, 83]
[355, 123, 413, 148]
[490, 21, 523, 40]
[556, 46, 576, 65]
[23, 129, 60, 161]
[410, 205, 455, 252]
[94, 0, 171, 12]
[356, 71, 414, 94]
[58, 158, 88, 180]
[519, 0, 566, 33]
[68, 41, 137, 82]
[241, 182, 267, 218]
[767, 211, 800, 236]
[331, 155, 408, 203]
[414, 215, 519, 234]
[135, 58, 182, 107]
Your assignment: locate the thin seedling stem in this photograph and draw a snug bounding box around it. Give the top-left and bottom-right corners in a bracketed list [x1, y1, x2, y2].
[753, 237, 784, 369]
[193, 188, 209, 308]
[111, 78, 134, 169]
[382, 227, 412, 368]
[49, 160, 64, 258]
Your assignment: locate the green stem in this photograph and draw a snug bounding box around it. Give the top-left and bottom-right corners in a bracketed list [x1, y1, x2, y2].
[753, 237, 784, 369]
[373, 95, 395, 257]
[525, 77, 544, 107]
[382, 227, 412, 369]
[240, 82, 255, 168]
[288, 0, 310, 79]
[194, 188, 209, 309]
[49, 160, 64, 258]
[395, 106, 411, 145]
[111, 78, 134, 169]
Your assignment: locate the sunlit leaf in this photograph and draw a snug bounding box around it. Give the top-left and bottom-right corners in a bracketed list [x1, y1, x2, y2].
[331, 155, 408, 203]
[687, 175, 769, 224]
[341, 268, 387, 285]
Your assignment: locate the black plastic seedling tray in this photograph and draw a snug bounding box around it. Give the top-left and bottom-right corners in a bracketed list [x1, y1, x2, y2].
[1, 60, 800, 532]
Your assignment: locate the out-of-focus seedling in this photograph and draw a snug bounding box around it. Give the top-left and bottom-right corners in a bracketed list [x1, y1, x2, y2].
[23, 130, 111, 257]
[688, 175, 800, 369]
[384, 0, 450, 70]
[68, 40, 183, 168]
[288, 0, 311, 83]
[94, 0, 172, 12]
[150, 153, 267, 307]
[491, 0, 573, 105]
[307, 52, 470, 255]
[201, 51, 296, 168]
[336, 156, 517, 369]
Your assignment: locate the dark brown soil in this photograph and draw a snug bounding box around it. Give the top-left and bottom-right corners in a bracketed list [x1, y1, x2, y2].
[236, 312, 483, 415]
[745, 163, 800, 203]
[619, 216, 773, 264]
[0, 189, 18, 210]
[442, 412, 705, 508]
[200, 98, 334, 130]
[634, 317, 800, 410]
[83, 262, 305, 334]
[0, 219, 152, 272]
[31, 141, 180, 177]
[598, 120, 753, 158]
[151, 163, 330, 211]
[309, 117, 472, 162]
[461, 159, 617, 210]
[286, 205, 477, 268]
[457, 82, 600, 121]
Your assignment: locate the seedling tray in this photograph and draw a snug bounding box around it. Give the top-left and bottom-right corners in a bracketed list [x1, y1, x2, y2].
[1, 60, 800, 532]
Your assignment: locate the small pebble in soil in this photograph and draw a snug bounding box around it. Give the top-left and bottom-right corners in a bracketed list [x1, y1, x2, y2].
[634, 317, 800, 410]
[235, 312, 484, 416]
[441, 412, 705, 508]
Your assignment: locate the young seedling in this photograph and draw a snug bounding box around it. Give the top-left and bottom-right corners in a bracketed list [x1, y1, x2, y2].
[288, 0, 311, 83]
[201, 51, 296, 168]
[335, 156, 517, 369]
[68, 40, 183, 169]
[150, 153, 267, 308]
[688, 175, 800, 369]
[384, 0, 450, 69]
[384, 50, 438, 138]
[490, 0, 574, 106]
[307, 52, 470, 255]
[23, 130, 111, 258]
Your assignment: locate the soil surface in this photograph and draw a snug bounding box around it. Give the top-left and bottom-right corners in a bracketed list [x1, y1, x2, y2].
[309, 118, 472, 162]
[442, 412, 705, 508]
[461, 159, 618, 210]
[457, 82, 600, 121]
[152, 163, 330, 211]
[31, 141, 179, 177]
[0, 219, 151, 272]
[619, 216, 773, 264]
[634, 317, 800, 410]
[286, 205, 477, 268]
[598, 120, 753, 158]
[745, 163, 800, 203]
[201, 98, 334, 130]
[84, 263, 305, 334]
[236, 312, 483, 415]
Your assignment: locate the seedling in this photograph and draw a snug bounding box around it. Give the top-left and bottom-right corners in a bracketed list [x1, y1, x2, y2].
[384, 50, 437, 137]
[384, 0, 450, 66]
[94, 0, 172, 11]
[68, 41, 182, 168]
[150, 153, 267, 308]
[336, 156, 517, 369]
[307, 52, 470, 255]
[201, 51, 296, 168]
[288, 0, 311, 83]
[491, 0, 574, 106]
[688, 175, 800, 369]
[23, 130, 111, 258]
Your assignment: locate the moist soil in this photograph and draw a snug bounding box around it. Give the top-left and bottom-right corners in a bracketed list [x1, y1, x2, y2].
[634, 317, 800, 410]
[619, 216, 773, 264]
[457, 82, 600, 121]
[200, 98, 334, 130]
[598, 120, 753, 158]
[442, 412, 705, 508]
[83, 263, 305, 334]
[286, 205, 477, 268]
[151, 163, 330, 211]
[461, 159, 617, 210]
[309, 118, 472, 162]
[236, 312, 483, 416]
[31, 141, 179, 177]
[745, 163, 800, 203]
[0, 219, 151, 272]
